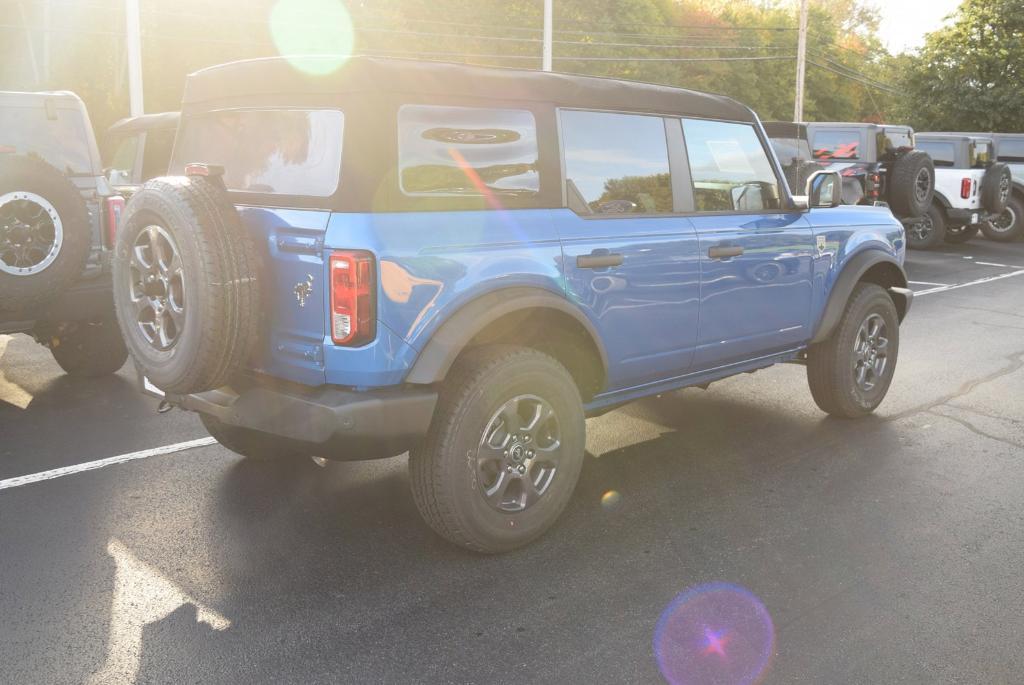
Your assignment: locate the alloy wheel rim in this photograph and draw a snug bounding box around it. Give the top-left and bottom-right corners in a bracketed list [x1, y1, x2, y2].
[0, 191, 63, 276]
[991, 206, 1017, 233]
[128, 224, 185, 350]
[914, 168, 931, 203]
[912, 215, 933, 242]
[998, 175, 1011, 205]
[853, 313, 889, 392]
[476, 394, 562, 513]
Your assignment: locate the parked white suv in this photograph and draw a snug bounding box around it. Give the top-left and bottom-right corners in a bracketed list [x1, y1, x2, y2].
[916, 134, 1012, 245]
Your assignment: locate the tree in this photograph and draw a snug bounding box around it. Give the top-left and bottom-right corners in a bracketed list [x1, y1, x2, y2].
[894, 0, 1024, 132]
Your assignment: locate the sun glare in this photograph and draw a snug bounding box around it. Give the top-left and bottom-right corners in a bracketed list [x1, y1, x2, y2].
[269, 0, 354, 75]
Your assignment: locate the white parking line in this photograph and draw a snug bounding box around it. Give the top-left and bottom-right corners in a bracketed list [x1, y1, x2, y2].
[976, 261, 1024, 269]
[0, 437, 217, 491]
[915, 268, 1024, 297]
[908, 280, 949, 286]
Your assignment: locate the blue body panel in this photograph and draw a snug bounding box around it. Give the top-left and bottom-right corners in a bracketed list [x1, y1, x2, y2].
[243, 202, 904, 399]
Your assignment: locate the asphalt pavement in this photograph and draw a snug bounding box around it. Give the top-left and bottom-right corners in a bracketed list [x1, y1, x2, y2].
[3, 238, 1024, 684]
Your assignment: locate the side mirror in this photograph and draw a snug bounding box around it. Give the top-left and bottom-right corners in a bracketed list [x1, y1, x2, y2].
[805, 170, 842, 208]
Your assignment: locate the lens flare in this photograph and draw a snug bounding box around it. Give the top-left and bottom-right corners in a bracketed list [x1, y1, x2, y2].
[600, 489, 622, 510]
[653, 583, 774, 685]
[269, 0, 354, 75]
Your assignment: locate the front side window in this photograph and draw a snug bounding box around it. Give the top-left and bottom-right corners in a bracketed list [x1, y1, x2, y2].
[171, 109, 344, 197]
[918, 141, 956, 168]
[106, 135, 139, 185]
[683, 119, 781, 212]
[812, 130, 860, 160]
[398, 105, 539, 197]
[560, 110, 672, 215]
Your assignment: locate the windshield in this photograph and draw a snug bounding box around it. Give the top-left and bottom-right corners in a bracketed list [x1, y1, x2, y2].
[170, 108, 344, 197]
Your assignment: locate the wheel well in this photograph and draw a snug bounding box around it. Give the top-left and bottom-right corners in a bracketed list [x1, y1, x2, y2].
[859, 261, 909, 320]
[460, 308, 605, 402]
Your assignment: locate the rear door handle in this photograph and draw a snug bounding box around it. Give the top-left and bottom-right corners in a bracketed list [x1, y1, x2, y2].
[708, 245, 744, 259]
[577, 252, 624, 269]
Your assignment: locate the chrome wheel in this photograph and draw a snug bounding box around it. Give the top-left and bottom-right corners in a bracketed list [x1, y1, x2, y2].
[990, 205, 1017, 234]
[853, 313, 889, 392]
[0, 191, 63, 275]
[128, 224, 185, 350]
[477, 394, 562, 513]
[914, 167, 932, 204]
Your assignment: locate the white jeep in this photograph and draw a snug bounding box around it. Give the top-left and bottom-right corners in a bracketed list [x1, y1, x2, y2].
[915, 134, 1012, 246]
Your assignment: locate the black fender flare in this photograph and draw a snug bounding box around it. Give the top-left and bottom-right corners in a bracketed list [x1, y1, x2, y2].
[404, 286, 609, 385]
[810, 250, 910, 344]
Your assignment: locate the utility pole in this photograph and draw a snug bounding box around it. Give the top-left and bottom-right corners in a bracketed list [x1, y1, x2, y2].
[42, 0, 51, 83]
[793, 0, 808, 122]
[126, 0, 144, 116]
[542, 0, 553, 72]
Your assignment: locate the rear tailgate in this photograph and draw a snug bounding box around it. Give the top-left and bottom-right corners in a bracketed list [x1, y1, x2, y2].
[238, 206, 329, 386]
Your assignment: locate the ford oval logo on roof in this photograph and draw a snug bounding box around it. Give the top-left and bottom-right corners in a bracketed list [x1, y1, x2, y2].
[422, 128, 520, 145]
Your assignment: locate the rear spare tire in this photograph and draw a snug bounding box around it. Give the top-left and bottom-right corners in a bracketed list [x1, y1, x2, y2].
[980, 163, 1012, 214]
[886, 150, 934, 218]
[0, 156, 91, 311]
[112, 176, 262, 394]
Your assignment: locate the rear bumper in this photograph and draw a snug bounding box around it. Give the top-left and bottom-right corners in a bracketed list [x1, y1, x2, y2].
[162, 374, 437, 461]
[945, 207, 996, 225]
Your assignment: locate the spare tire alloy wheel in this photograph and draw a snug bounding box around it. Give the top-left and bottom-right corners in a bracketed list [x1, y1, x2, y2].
[982, 195, 1024, 242]
[913, 167, 932, 208]
[0, 192, 62, 276]
[980, 163, 1012, 215]
[129, 225, 185, 350]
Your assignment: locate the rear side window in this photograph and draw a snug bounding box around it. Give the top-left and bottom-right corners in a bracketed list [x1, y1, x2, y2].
[812, 130, 860, 160]
[918, 141, 956, 167]
[998, 139, 1024, 163]
[398, 105, 539, 197]
[971, 141, 992, 168]
[683, 119, 781, 212]
[171, 109, 343, 197]
[560, 110, 672, 215]
[0, 106, 94, 175]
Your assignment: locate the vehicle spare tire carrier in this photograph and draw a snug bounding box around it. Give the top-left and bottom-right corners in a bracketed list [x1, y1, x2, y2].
[112, 166, 263, 395]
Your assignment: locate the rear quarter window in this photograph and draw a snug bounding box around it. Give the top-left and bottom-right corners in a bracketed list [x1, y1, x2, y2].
[398, 105, 539, 198]
[918, 141, 956, 167]
[170, 109, 344, 197]
[998, 139, 1024, 163]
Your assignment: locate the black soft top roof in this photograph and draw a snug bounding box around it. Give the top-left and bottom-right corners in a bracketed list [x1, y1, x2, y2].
[182, 56, 756, 122]
[762, 121, 807, 138]
[108, 111, 180, 136]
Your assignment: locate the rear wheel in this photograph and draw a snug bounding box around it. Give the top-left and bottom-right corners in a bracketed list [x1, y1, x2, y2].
[409, 345, 585, 553]
[907, 204, 946, 249]
[199, 413, 310, 462]
[981, 195, 1024, 242]
[807, 283, 900, 418]
[49, 315, 128, 377]
[944, 224, 979, 244]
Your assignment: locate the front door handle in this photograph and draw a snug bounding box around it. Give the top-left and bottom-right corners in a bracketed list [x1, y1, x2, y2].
[577, 252, 624, 269]
[708, 245, 744, 259]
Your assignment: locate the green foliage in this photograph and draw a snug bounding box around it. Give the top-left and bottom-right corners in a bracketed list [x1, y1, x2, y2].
[893, 0, 1024, 132]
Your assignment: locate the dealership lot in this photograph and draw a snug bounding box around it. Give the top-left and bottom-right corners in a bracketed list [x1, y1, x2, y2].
[3, 240, 1024, 684]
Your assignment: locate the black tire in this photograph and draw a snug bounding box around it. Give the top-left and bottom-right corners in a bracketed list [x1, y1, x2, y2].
[807, 283, 900, 418]
[887, 150, 934, 217]
[0, 156, 91, 311]
[199, 413, 310, 462]
[112, 176, 262, 394]
[980, 163, 1012, 214]
[49, 315, 128, 377]
[907, 203, 946, 250]
[981, 195, 1024, 242]
[409, 345, 586, 553]
[944, 223, 980, 244]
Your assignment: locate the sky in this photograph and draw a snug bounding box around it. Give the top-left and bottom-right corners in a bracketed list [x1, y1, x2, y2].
[872, 0, 963, 53]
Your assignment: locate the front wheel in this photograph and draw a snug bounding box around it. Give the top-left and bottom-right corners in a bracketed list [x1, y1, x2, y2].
[409, 345, 586, 553]
[807, 283, 900, 418]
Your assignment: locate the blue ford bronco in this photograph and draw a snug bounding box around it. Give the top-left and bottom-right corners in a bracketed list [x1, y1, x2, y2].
[114, 57, 912, 552]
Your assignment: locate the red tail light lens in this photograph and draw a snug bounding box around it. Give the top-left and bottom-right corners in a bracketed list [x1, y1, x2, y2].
[104, 195, 125, 247]
[867, 173, 881, 199]
[329, 251, 375, 346]
[961, 178, 971, 199]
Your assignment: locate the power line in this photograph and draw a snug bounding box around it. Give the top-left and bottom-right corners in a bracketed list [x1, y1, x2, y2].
[806, 59, 900, 95]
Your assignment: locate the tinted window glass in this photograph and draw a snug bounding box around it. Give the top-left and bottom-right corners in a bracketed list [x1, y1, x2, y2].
[398, 105, 538, 197]
[0, 106, 94, 174]
[683, 119, 781, 212]
[971, 141, 992, 168]
[811, 130, 860, 160]
[142, 129, 176, 181]
[918, 141, 956, 167]
[171, 109, 343, 196]
[769, 137, 805, 166]
[998, 139, 1024, 162]
[879, 129, 913, 154]
[106, 135, 139, 184]
[560, 110, 672, 215]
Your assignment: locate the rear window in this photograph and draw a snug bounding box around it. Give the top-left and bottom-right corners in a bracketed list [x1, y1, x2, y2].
[170, 109, 343, 197]
[918, 141, 956, 167]
[398, 105, 539, 197]
[0, 106, 94, 175]
[560, 110, 673, 215]
[812, 130, 860, 160]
